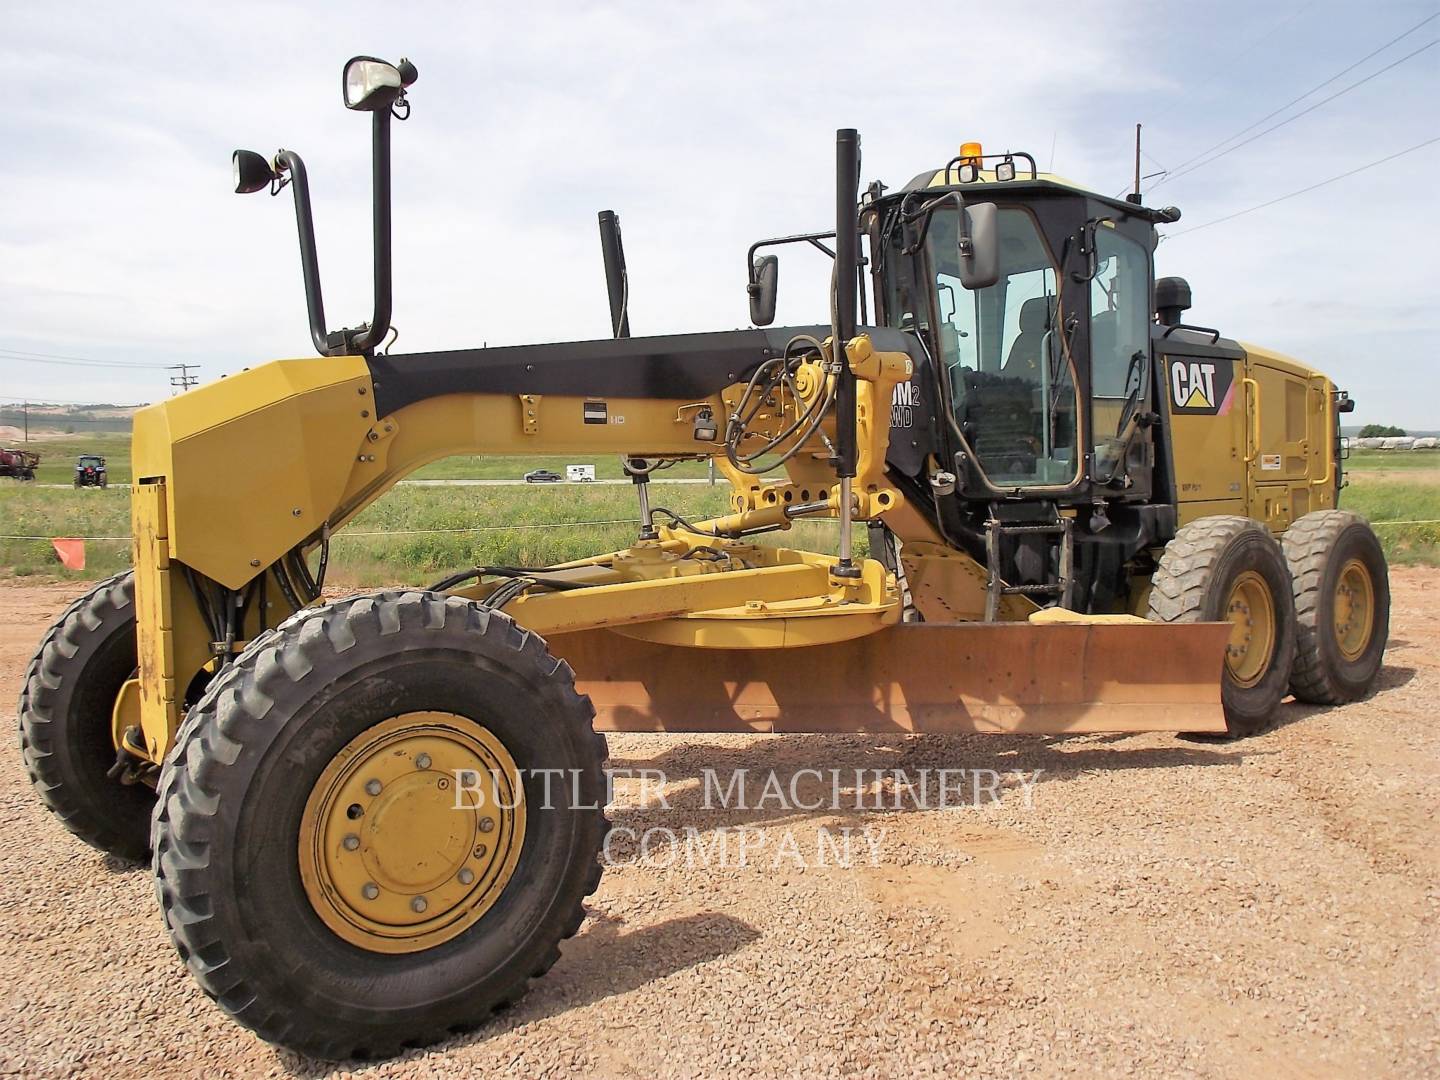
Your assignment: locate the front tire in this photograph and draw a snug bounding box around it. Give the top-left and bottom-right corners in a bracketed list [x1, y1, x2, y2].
[153, 591, 608, 1060]
[1147, 516, 1297, 737]
[1282, 510, 1389, 704]
[18, 571, 154, 861]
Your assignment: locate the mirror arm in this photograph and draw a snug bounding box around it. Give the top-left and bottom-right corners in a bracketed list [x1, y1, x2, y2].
[901, 191, 968, 255]
[745, 230, 836, 285]
[273, 150, 333, 356]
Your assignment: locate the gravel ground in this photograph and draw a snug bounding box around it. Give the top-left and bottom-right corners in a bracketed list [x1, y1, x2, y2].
[1, 570, 1436, 1078]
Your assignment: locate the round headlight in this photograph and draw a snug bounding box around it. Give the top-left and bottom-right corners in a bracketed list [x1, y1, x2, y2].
[232, 149, 276, 194]
[343, 56, 403, 111]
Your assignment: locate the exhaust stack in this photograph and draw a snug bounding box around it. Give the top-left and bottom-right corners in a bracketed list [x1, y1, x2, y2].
[597, 210, 631, 338]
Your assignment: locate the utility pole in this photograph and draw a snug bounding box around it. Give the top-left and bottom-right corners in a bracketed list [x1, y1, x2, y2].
[168, 364, 200, 394]
[23, 401, 28, 444]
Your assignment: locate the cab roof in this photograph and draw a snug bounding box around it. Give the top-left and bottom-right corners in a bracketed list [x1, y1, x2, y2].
[895, 166, 1175, 223]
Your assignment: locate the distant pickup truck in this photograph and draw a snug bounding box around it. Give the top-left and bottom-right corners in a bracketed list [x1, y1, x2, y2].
[0, 447, 40, 481]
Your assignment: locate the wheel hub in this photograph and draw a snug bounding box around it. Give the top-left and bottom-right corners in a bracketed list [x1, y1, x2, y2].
[1223, 570, 1276, 689]
[298, 712, 525, 954]
[1333, 557, 1375, 662]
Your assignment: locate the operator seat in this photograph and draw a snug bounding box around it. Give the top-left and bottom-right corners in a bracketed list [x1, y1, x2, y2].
[1002, 297, 1054, 383]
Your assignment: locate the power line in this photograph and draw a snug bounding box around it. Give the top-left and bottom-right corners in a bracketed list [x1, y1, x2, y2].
[1158, 11, 1440, 182]
[1164, 135, 1440, 239]
[1155, 36, 1438, 188]
[1147, 2, 1321, 127]
[0, 394, 146, 405]
[0, 347, 172, 371]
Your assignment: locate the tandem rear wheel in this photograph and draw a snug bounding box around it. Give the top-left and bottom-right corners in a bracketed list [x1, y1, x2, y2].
[1282, 510, 1389, 704]
[151, 591, 609, 1060]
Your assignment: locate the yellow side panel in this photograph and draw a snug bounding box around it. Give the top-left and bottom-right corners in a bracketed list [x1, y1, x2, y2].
[1243, 347, 1337, 530]
[132, 356, 374, 589]
[1163, 354, 1246, 512]
[132, 481, 179, 759]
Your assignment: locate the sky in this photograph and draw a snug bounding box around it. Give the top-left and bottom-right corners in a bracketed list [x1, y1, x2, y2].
[1, 0, 1437, 429]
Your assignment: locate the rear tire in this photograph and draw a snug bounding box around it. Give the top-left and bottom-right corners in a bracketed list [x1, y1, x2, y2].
[1282, 510, 1389, 704]
[153, 590, 608, 1060]
[17, 571, 154, 861]
[1147, 516, 1297, 737]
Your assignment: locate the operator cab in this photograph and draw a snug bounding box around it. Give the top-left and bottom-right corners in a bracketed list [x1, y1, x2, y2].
[866, 145, 1183, 612]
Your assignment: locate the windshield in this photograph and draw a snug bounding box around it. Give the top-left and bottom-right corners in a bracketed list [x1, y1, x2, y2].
[926, 207, 1078, 487]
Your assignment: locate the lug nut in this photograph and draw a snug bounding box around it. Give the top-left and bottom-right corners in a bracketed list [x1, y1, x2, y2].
[411, 896, 428, 913]
[415, 753, 432, 770]
[362, 882, 379, 900]
[365, 779, 382, 796]
[474, 844, 488, 858]
[343, 834, 360, 851]
[458, 868, 475, 885]
[478, 817, 495, 833]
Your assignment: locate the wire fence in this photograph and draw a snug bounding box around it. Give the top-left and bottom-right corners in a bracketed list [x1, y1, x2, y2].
[0, 517, 854, 543]
[0, 518, 1432, 544]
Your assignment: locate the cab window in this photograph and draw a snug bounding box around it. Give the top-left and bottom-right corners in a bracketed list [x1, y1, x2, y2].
[929, 207, 1078, 488]
[1089, 227, 1150, 428]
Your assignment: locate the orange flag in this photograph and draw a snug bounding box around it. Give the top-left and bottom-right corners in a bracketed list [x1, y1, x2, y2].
[51, 538, 86, 571]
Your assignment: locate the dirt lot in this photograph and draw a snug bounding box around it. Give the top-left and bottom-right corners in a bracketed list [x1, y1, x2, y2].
[1, 573, 1436, 1078]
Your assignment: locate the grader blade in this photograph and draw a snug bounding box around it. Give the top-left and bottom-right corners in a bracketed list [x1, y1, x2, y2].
[548, 619, 1231, 735]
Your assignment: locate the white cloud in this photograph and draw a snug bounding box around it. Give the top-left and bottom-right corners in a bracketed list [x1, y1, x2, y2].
[1, 0, 1436, 427]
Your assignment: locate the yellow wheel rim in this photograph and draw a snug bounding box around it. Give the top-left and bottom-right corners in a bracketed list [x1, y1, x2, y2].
[298, 712, 526, 954]
[1223, 570, 1276, 689]
[1333, 558, 1375, 662]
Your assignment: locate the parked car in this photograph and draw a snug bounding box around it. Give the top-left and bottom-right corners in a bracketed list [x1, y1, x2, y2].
[74, 454, 108, 488]
[523, 468, 563, 484]
[0, 447, 40, 481]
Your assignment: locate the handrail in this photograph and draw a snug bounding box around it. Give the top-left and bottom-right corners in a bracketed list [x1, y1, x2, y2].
[1242, 376, 1261, 465]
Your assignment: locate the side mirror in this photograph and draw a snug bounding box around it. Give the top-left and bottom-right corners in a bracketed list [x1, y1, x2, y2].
[748, 254, 779, 326]
[958, 201, 999, 290]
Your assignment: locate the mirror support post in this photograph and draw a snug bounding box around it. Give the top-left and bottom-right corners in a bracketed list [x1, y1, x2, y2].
[274, 150, 332, 356]
[348, 108, 393, 354]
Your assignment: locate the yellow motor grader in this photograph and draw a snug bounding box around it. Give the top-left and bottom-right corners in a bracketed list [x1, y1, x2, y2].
[18, 56, 1388, 1059]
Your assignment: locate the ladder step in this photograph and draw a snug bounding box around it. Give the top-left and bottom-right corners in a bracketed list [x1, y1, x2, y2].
[1001, 582, 1067, 596]
[991, 522, 1066, 535]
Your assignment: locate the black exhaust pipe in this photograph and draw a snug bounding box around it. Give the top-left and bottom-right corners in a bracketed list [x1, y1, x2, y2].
[832, 127, 862, 578]
[597, 209, 630, 338]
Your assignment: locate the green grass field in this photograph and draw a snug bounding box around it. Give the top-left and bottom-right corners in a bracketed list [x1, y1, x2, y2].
[0, 479, 857, 585]
[5, 432, 132, 484]
[409, 455, 717, 481]
[1345, 449, 1439, 472]
[2, 434, 714, 486]
[3, 449, 1435, 582]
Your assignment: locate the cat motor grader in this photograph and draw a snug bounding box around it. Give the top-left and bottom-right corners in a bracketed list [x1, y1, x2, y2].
[18, 55, 1388, 1059]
